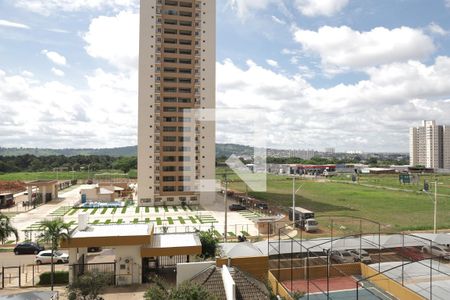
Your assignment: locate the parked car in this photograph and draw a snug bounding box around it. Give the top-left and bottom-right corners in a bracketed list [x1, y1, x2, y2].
[348, 249, 372, 264]
[88, 247, 102, 253]
[330, 250, 356, 264]
[257, 203, 268, 210]
[35, 250, 69, 264]
[14, 242, 44, 255]
[422, 245, 450, 260]
[229, 204, 246, 211]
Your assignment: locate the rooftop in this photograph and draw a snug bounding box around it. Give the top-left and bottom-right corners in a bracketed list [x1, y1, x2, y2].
[72, 224, 152, 238]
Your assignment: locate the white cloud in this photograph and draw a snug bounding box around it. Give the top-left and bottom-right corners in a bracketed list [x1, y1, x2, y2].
[83, 11, 139, 71]
[428, 22, 448, 36]
[41, 50, 67, 66]
[271, 16, 286, 25]
[446, 0, 450, 8]
[216, 57, 450, 151]
[295, 0, 349, 17]
[51, 68, 65, 77]
[266, 59, 279, 67]
[14, 0, 138, 15]
[228, 0, 276, 19]
[293, 26, 435, 73]
[0, 67, 137, 148]
[0, 19, 30, 29]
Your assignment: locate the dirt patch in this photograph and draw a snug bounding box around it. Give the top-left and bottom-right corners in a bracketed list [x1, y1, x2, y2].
[0, 181, 26, 194]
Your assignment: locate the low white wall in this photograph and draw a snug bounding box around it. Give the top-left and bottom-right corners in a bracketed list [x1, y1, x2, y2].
[176, 261, 215, 286]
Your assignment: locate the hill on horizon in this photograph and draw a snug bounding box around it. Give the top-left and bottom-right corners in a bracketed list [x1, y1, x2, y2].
[0, 143, 253, 158]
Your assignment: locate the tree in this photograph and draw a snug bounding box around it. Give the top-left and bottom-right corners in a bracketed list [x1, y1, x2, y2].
[39, 218, 71, 291]
[144, 276, 216, 300]
[198, 229, 219, 259]
[0, 213, 18, 244]
[67, 271, 110, 300]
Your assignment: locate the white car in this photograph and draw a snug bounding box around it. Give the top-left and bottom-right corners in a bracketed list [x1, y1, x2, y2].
[330, 250, 356, 264]
[422, 245, 450, 260]
[347, 249, 372, 264]
[35, 250, 69, 265]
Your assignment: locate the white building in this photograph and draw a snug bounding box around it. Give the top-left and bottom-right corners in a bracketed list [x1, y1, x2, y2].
[138, 0, 216, 206]
[409, 120, 449, 169]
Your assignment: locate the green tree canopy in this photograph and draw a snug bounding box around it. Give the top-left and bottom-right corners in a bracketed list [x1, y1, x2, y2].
[0, 213, 18, 244]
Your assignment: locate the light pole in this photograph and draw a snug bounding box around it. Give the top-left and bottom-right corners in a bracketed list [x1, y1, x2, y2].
[291, 176, 304, 227]
[424, 181, 438, 234]
[223, 173, 228, 242]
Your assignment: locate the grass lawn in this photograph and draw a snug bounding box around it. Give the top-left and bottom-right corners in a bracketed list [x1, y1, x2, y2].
[145, 218, 150, 223]
[155, 207, 159, 213]
[117, 219, 123, 224]
[163, 206, 169, 212]
[111, 207, 117, 214]
[105, 219, 111, 225]
[90, 208, 98, 215]
[101, 208, 108, 214]
[92, 220, 100, 225]
[167, 217, 174, 225]
[178, 216, 185, 224]
[132, 218, 139, 224]
[145, 207, 150, 213]
[121, 207, 127, 214]
[0, 170, 134, 181]
[228, 174, 450, 233]
[181, 205, 187, 211]
[189, 216, 197, 224]
[228, 232, 236, 237]
[333, 174, 450, 196]
[173, 206, 178, 212]
[67, 208, 79, 216]
[82, 208, 89, 212]
[156, 217, 162, 225]
[135, 207, 140, 213]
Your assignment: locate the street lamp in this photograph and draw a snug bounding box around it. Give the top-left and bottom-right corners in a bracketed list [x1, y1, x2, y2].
[291, 176, 304, 227]
[223, 173, 229, 242]
[423, 180, 438, 234]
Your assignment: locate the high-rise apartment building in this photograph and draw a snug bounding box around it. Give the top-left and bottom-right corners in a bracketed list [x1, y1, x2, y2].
[138, 0, 216, 206]
[409, 120, 448, 169]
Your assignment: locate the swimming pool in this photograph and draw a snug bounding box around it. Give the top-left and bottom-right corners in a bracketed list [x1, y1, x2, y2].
[80, 201, 124, 208]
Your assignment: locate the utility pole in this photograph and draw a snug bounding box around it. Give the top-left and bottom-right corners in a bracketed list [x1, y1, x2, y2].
[224, 173, 228, 242]
[434, 181, 437, 234]
[292, 176, 295, 226]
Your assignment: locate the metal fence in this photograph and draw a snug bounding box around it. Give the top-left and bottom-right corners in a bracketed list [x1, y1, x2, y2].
[71, 262, 116, 286]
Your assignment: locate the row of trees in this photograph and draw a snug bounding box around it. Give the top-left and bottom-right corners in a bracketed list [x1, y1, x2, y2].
[0, 155, 137, 173]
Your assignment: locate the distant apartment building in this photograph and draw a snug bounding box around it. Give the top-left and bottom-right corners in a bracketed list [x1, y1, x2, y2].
[138, 0, 216, 206]
[325, 147, 335, 154]
[409, 120, 450, 169]
[267, 148, 318, 160]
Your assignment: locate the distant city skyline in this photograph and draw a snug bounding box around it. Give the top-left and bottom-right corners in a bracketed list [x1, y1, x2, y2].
[1, 0, 450, 152]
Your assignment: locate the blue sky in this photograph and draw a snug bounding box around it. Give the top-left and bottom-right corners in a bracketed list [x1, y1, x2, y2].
[1, 0, 450, 152]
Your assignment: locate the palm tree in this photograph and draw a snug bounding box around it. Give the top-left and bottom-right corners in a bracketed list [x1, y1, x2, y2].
[0, 213, 18, 244]
[39, 218, 72, 291]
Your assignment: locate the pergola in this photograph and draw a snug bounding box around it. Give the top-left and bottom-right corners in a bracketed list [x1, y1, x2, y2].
[25, 180, 58, 204]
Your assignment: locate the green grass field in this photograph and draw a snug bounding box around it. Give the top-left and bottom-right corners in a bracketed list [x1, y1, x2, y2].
[0, 169, 136, 181]
[333, 173, 450, 196]
[228, 174, 450, 233]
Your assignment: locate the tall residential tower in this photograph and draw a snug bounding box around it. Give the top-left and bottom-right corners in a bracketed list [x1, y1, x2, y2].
[138, 0, 216, 206]
[409, 120, 450, 169]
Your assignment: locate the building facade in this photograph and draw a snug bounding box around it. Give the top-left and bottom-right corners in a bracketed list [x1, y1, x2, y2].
[409, 120, 449, 169]
[138, 0, 216, 206]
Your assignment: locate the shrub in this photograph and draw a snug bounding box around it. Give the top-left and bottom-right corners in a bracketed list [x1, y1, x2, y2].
[38, 271, 69, 285]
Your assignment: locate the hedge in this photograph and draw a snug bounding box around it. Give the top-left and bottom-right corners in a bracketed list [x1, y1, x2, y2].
[38, 271, 69, 285]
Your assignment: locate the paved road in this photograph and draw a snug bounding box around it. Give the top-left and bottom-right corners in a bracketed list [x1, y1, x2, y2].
[0, 251, 69, 267]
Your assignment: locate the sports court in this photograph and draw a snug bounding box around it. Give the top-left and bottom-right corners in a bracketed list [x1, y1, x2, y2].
[282, 276, 394, 300]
